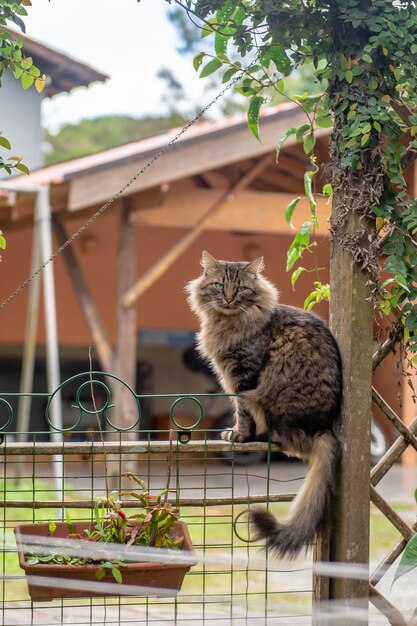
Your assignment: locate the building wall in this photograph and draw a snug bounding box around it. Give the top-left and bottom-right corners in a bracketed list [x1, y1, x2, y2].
[0, 72, 44, 179]
[0, 207, 330, 347]
[0, 200, 403, 438]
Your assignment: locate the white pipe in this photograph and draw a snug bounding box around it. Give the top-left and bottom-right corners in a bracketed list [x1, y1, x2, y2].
[16, 223, 42, 441]
[36, 186, 63, 438]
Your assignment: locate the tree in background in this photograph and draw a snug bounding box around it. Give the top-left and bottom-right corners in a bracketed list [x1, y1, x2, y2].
[165, 4, 323, 115]
[44, 112, 188, 165]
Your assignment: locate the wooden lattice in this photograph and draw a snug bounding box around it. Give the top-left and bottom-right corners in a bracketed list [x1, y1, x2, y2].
[369, 382, 417, 626]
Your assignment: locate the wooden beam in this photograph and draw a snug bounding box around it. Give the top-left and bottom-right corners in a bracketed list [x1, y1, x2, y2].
[368, 585, 408, 626]
[371, 414, 417, 486]
[52, 214, 113, 372]
[372, 387, 417, 451]
[370, 486, 414, 540]
[372, 321, 402, 371]
[197, 170, 229, 189]
[122, 154, 274, 309]
[67, 111, 327, 212]
[129, 189, 331, 234]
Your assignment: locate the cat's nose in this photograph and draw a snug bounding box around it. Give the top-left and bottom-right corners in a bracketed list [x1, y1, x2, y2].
[223, 289, 235, 304]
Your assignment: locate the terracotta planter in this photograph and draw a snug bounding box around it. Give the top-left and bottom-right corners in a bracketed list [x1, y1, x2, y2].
[14, 520, 196, 601]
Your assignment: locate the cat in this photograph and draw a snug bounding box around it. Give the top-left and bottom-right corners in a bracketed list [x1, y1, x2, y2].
[186, 251, 342, 558]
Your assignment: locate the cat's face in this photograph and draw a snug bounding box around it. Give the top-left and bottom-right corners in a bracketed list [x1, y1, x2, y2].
[189, 251, 267, 317]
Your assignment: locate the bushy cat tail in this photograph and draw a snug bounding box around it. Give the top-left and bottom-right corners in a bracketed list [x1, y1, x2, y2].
[248, 431, 339, 559]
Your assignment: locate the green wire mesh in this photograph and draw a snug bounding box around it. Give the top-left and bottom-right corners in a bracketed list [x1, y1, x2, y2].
[0, 371, 312, 625]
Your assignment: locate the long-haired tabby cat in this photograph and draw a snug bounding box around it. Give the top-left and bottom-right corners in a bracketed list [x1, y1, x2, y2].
[186, 251, 342, 558]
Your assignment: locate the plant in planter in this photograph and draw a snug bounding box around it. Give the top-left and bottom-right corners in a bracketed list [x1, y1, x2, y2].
[14, 472, 195, 602]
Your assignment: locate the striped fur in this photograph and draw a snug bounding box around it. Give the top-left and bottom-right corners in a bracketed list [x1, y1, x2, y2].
[186, 251, 342, 558]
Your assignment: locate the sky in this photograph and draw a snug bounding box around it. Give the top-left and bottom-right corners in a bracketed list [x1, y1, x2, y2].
[22, 0, 206, 132]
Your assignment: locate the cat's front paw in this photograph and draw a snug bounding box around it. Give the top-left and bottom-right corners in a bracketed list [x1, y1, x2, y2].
[221, 429, 250, 443]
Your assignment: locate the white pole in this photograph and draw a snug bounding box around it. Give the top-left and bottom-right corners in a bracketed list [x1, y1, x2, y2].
[36, 185, 64, 516]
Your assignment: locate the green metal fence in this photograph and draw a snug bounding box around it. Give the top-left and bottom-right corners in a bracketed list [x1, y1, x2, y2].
[0, 371, 312, 626]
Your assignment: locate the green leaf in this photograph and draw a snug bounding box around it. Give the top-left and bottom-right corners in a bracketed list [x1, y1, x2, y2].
[201, 18, 217, 38]
[200, 58, 222, 78]
[361, 132, 370, 146]
[20, 56, 32, 69]
[296, 123, 311, 142]
[286, 221, 312, 271]
[65, 508, 76, 535]
[0, 136, 11, 150]
[395, 274, 411, 293]
[304, 291, 318, 311]
[362, 54, 373, 63]
[260, 44, 291, 73]
[304, 170, 317, 222]
[222, 66, 238, 83]
[95, 567, 106, 580]
[193, 52, 206, 71]
[247, 96, 265, 142]
[15, 162, 30, 174]
[214, 32, 228, 56]
[29, 65, 40, 77]
[276, 127, 297, 161]
[291, 266, 305, 290]
[21, 72, 34, 89]
[392, 533, 417, 586]
[216, 0, 234, 22]
[285, 196, 302, 229]
[345, 69, 353, 84]
[235, 85, 256, 97]
[48, 521, 57, 534]
[316, 116, 333, 128]
[340, 53, 350, 70]
[323, 183, 333, 196]
[303, 132, 316, 154]
[112, 567, 123, 583]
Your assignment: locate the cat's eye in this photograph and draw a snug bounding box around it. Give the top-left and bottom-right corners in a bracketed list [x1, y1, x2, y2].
[237, 286, 246, 292]
[214, 282, 223, 290]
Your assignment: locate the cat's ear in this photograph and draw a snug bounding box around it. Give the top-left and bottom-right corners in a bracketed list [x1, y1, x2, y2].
[246, 256, 264, 274]
[201, 251, 219, 272]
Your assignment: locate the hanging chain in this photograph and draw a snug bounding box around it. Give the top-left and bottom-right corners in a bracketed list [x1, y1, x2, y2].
[0, 64, 254, 311]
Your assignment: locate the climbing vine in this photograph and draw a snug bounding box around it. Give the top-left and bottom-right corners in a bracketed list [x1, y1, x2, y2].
[165, 0, 417, 364]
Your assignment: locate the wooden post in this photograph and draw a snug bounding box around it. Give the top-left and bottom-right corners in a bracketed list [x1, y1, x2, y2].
[325, 196, 374, 620]
[113, 197, 138, 441]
